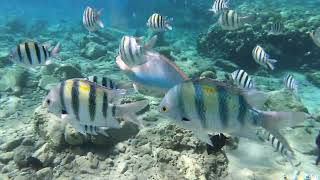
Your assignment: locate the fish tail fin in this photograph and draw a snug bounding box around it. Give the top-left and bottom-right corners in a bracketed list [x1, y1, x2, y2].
[97, 8, 104, 17]
[118, 100, 149, 128]
[144, 35, 157, 50]
[165, 17, 173, 30]
[51, 42, 61, 58]
[256, 110, 311, 130]
[241, 14, 256, 24]
[266, 59, 277, 70]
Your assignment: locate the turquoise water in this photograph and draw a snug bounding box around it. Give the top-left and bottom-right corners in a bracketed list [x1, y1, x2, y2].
[0, 0, 319, 179]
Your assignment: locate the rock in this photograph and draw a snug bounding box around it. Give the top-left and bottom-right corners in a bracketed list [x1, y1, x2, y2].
[13, 145, 34, 168]
[54, 64, 83, 80]
[200, 70, 217, 79]
[64, 124, 85, 145]
[0, 173, 9, 180]
[32, 143, 55, 167]
[213, 59, 238, 72]
[265, 89, 309, 112]
[38, 75, 59, 90]
[35, 167, 53, 180]
[74, 153, 99, 174]
[80, 42, 107, 60]
[0, 152, 14, 164]
[0, 67, 29, 95]
[0, 137, 23, 152]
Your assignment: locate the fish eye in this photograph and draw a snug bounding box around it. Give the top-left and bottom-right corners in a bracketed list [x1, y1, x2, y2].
[161, 106, 168, 112]
[46, 99, 51, 105]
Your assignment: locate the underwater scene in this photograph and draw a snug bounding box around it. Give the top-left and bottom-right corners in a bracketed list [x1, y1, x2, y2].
[0, 0, 320, 179]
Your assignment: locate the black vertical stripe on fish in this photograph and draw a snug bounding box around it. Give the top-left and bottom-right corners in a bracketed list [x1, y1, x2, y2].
[267, 133, 271, 141]
[224, 11, 229, 27]
[157, 15, 161, 29]
[276, 141, 280, 151]
[88, 83, 96, 122]
[109, 80, 114, 89]
[237, 95, 247, 126]
[85, 125, 88, 131]
[86, 8, 91, 27]
[121, 38, 129, 62]
[25, 43, 33, 65]
[128, 38, 135, 64]
[280, 145, 285, 153]
[177, 85, 186, 121]
[89, 125, 93, 132]
[102, 92, 108, 119]
[60, 81, 67, 112]
[42, 46, 48, 60]
[93, 76, 98, 83]
[102, 77, 107, 87]
[34, 42, 42, 64]
[17, 45, 23, 62]
[193, 83, 206, 127]
[71, 80, 80, 121]
[271, 136, 275, 145]
[231, 10, 235, 28]
[112, 105, 116, 117]
[48, 51, 51, 57]
[217, 86, 228, 128]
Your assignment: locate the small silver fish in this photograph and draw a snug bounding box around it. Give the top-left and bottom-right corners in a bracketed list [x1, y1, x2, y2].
[310, 27, 320, 48]
[209, 0, 229, 14]
[43, 79, 148, 136]
[268, 21, 284, 35]
[231, 69, 254, 89]
[9, 41, 60, 68]
[283, 74, 298, 93]
[83, 6, 104, 32]
[218, 10, 252, 30]
[147, 13, 173, 32]
[252, 45, 278, 70]
[159, 78, 310, 146]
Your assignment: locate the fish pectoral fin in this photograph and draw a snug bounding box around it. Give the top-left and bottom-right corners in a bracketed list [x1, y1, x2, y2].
[144, 35, 157, 50]
[107, 113, 121, 129]
[193, 130, 213, 146]
[97, 20, 104, 28]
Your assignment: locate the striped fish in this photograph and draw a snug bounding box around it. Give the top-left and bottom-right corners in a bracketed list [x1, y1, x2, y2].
[268, 21, 284, 35]
[310, 27, 320, 48]
[231, 69, 254, 89]
[83, 6, 104, 32]
[252, 45, 278, 70]
[43, 79, 148, 136]
[256, 128, 299, 166]
[86, 76, 133, 90]
[9, 41, 60, 67]
[118, 35, 157, 67]
[284, 74, 298, 93]
[159, 78, 310, 146]
[209, 0, 229, 14]
[147, 13, 173, 32]
[218, 10, 252, 30]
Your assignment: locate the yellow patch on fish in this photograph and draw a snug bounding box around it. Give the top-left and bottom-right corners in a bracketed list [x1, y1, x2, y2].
[64, 80, 74, 95]
[78, 81, 90, 92]
[202, 85, 216, 94]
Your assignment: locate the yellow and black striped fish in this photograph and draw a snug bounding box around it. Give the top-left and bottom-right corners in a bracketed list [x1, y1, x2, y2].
[147, 13, 172, 32]
[44, 79, 148, 136]
[9, 41, 60, 67]
[159, 78, 310, 146]
[252, 45, 277, 70]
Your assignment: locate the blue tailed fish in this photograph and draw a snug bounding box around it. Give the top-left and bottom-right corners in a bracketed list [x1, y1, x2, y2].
[218, 10, 253, 30]
[209, 0, 229, 14]
[256, 128, 300, 166]
[147, 13, 173, 32]
[9, 41, 60, 68]
[83, 6, 104, 32]
[252, 45, 278, 70]
[159, 78, 311, 148]
[43, 79, 148, 136]
[118, 35, 157, 67]
[116, 43, 188, 95]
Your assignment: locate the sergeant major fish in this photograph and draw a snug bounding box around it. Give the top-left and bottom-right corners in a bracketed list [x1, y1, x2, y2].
[159, 78, 310, 147]
[252, 45, 278, 70]
[83, 6, 104, 32]
[283, 74, 298, 93]
[9, 41, 60, 68]
[218, 10, 253, 30]
[118, 35, 157, 67]
[231, 69, 254, 89]
[147, 13, 173, 32]
[268, 21, 284, 35]
[256, 128, 300, 166]
[209, 0, 230, 14]
[43, 79, 148, 136]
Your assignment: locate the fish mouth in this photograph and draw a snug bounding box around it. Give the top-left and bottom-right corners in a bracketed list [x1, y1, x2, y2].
[182, 117, 191, 122]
